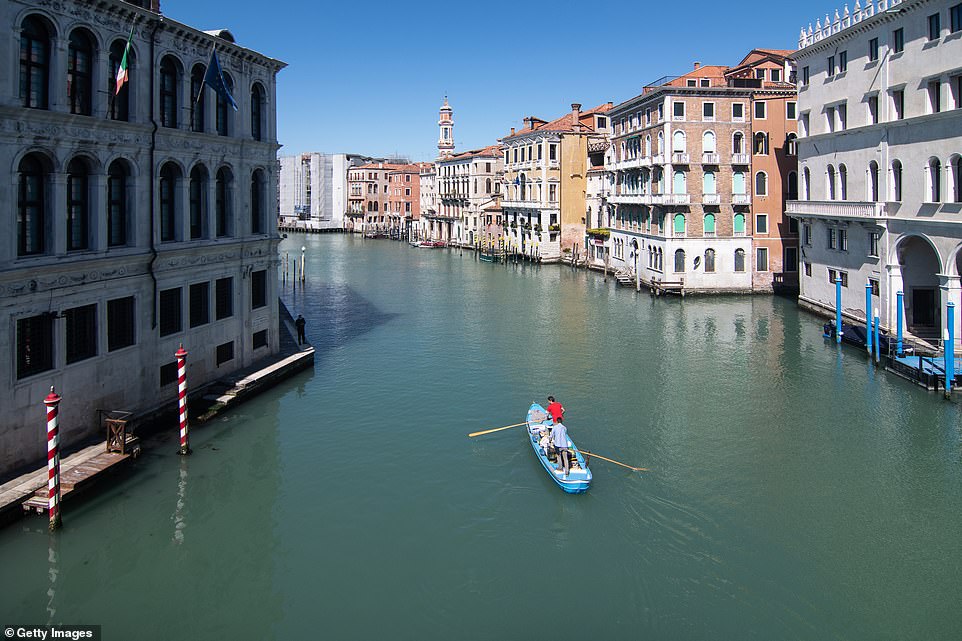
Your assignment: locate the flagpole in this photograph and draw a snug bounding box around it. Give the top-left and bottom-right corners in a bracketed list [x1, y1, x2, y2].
[108, 22, 136, 119]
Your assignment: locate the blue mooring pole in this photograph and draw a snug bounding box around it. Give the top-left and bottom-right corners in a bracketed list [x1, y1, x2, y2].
[865, 282, 873, 355]
[896, 290, 904, 357]
[836, 278, 843, 343]
[873, 315, 880, 365]
[946, 302, 956, 398]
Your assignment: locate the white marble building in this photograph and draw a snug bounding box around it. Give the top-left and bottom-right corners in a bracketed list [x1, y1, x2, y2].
[0, 0, 285, 478]
[278, 152, 372, 231]
[789, 0, 962, 343]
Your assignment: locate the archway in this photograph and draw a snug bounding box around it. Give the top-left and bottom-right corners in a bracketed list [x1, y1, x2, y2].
[894, 235, 942, 336]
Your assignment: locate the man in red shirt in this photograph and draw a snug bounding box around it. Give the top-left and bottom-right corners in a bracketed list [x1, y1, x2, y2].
[546, 396, 565, 423]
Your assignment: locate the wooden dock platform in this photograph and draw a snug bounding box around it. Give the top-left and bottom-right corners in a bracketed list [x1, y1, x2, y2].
[0, 442, 135, 526]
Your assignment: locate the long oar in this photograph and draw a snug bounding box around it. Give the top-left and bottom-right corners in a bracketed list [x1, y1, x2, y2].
[580, 449, 648, 472]
[468, 422, 528, 438]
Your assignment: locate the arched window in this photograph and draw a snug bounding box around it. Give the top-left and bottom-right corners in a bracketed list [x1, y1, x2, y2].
[519, 173, 526, 200]
[755, 171, 768, 196]
[868, 161, 879, 201]
[891, 160, 903, 201]
[190, 64, 205, 133]
[673, 131, 686, 152]
[189, 165, 208, 239]
[786, 133, 798, 156]
[18, 154, 48, 255]
[927, 157, 942, 202]
[734, 248, 746, 272]
[251, 169, 265, 234]
[673, 171, 686, 194]
[732, 132, 744, 154]
[703, 213, 716, 237]
[20, 16, 51, 109]
[733, 213, 746, 236]
[216, 72, 234, 136]
[704, 248, 716, 272]
[674, 249, 686, 273]
[160, 56, 180, 128]
[251, 83, 265, 141]
[803, 167, 811, 200]
[703, 131, 716, 153]
[159, 163, 180, 241]
[485, 178, 492, 193]
[107, 160, 129, 246]
[753, 132, 768, 155]
[733, 171, 746, 195]
[703, 171, 716, 194]
[827, 165, 837, 200]
[839, 164, 848, 200]
[787, 171, 798, 199]
[657, 132, 664, 155]
[951, 155, 962, 203]
[68, 29, 94, 116]
[644, 135, 651, 156]
[109, 39, 134, 121]
[658, 248, 664, 271]
[673, 213, 685, 236]
[66, 158, 90, 250]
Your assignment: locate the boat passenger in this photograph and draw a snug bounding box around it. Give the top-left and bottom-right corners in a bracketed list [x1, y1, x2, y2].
[538, 429, 551, 456]
[546, 396, 565, 423]
[551, 419, 570, 478]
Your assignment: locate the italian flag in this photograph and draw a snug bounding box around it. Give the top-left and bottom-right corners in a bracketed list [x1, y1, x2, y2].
[114, 28, 133, 95]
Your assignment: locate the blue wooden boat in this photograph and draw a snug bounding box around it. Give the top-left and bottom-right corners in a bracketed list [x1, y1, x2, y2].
[525, 403, 591, 493]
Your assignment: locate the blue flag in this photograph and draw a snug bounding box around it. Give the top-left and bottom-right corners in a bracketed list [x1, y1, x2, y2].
[202, 46, 238, 111]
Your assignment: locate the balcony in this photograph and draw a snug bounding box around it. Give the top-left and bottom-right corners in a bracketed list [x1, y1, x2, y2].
[702, 193, 721, 205]
[609, 193, 649, 205]
[731, 153, 750, 165]
[671, 153, 690, 165]
[651, 154, 665, 165]
[501, 200, 543, 210]
[786, 200, 893, 220]
[702, 153, 720, 165]
[664, 194, 691, 205]
[732, 194, 750, 205]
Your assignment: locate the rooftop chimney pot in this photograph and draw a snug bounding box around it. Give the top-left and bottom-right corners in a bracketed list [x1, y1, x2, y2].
[571, 103, 582, 123]
[694, 61, 701, 70]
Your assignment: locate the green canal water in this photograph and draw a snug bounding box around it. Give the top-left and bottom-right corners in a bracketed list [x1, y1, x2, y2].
[3, 235, 962, 640]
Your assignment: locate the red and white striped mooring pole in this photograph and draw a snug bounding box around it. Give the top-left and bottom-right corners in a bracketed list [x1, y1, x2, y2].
[44, 386, 62, 531]
[176, 344, 191, 456]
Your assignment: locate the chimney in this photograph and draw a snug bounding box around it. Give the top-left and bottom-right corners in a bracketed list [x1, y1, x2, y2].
[694, 62, 701, 70]
[523, 117, 532, 130]
[510, 127, 515, 136]
[571, 103, 581, 124]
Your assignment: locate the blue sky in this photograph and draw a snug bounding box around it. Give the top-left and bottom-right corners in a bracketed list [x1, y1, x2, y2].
[165, 0, 822, 161]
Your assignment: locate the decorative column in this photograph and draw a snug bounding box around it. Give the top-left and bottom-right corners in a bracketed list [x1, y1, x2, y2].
[44, 387, 62, 531]
[176, 345, 191, 455]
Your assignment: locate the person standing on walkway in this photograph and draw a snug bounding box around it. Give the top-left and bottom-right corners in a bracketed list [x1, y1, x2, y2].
[546, 396, 565, 423]
[295, 314, 306, 345]
[551, 418, 570, 478]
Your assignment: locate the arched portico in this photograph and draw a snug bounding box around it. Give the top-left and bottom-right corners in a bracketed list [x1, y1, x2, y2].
[890, 235, 943, 339]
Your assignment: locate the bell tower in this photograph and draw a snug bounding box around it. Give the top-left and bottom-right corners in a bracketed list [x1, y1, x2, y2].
[438, 96, 454, 157]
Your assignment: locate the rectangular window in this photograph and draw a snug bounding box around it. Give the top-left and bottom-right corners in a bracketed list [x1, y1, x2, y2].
[953, 3, 962, 33]
[252, 329, 268, 350]
[928, 80, 942, 113]
[893, 28, 904, 53]
[107, 296, 135, 351]
[159, 287, 182, 337]
[189, 282, 209, 328]
[686, 79, 697, 87]
[702, 102, 714, 120]
[785, 247, 798, 272]
[826, 106, 836, 132]
[828, 269, 848, 287]
[870, 278, 880, 297]
[673, 101, 685, 120]
[893, 90, 905, 120]
[732, 103, 744, 121]
[804, 223, 812, 246]
[645, 109, 651, 124]
[771, 69, 781, 82]
[827, 55, 836, 76]
[802, 66, 810, 86]
[17, 314, 54, 379]
[756, 247, 769, 272]
[754, 101, 767, 119]
[953, 75, 962, 109]
[838, 51, 848, 73]
[800, 112, 810, 136]
[549, 184, 557, 202]
[549, 145, 557, 161]
[64, 304, 97, 364]
[755, 213, 769, 234]
[929, 13, 941, 41]
[251, 270, 267, 309]
[869, 231, 880, 257]
[804, 261, 812, 277]
[838, 103, 847, 130]
[828, 228, 837, 249]
[787, 101, 797, 120]
[839, 228, 848, 251]
[160, 361, 177, 387]
[869, 37, 879, 61]
[700, 78, 710, 87]
[755, 68, 766, 80]
[657, 104, 664, 121]
[868, 95, 879, 124]
[216, 341, 234, 366]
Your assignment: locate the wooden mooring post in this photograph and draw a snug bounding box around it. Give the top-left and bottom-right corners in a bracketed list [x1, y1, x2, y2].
[44, 387, 62, 531]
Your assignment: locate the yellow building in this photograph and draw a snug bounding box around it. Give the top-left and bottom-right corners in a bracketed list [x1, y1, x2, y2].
[500, 103, 611, 260]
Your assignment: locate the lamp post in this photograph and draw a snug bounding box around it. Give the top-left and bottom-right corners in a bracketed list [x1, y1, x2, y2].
[300, 246, 306, 283]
